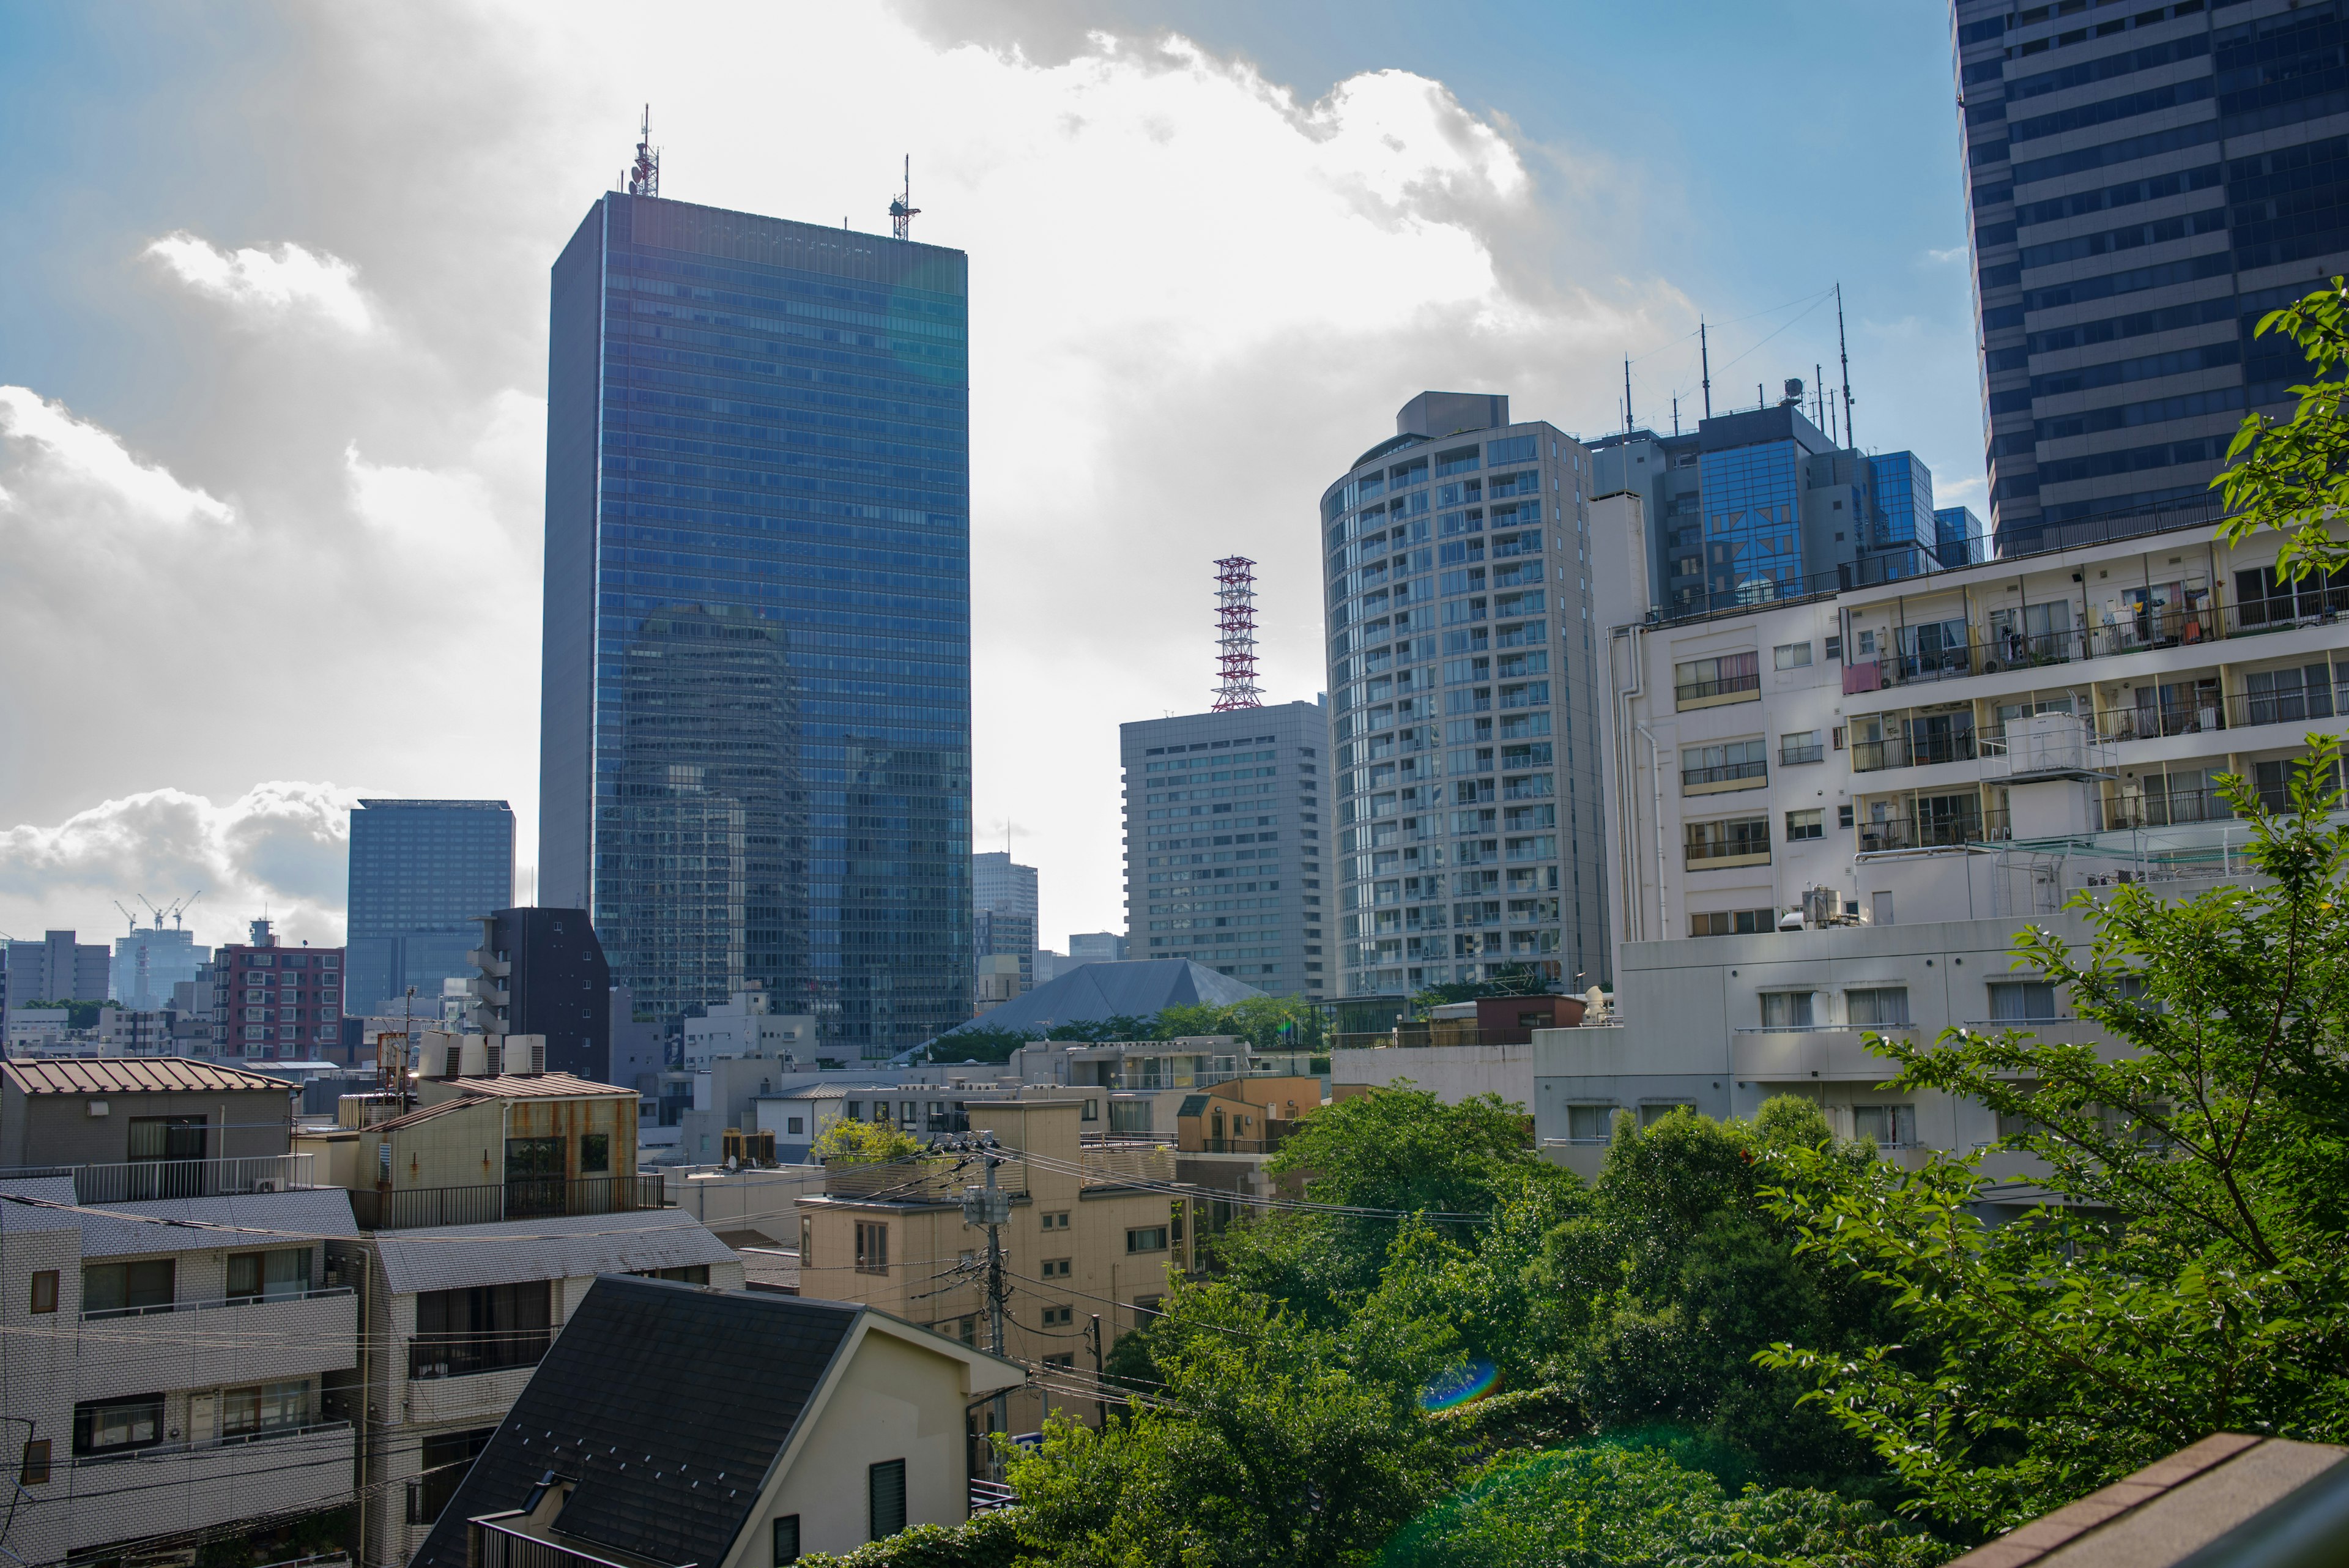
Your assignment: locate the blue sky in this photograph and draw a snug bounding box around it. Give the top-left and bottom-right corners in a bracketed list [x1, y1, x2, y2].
[0, 1, 1981, 950]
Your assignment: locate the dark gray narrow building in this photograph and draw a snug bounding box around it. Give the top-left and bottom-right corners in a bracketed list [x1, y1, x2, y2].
[1953, 0, 2349, 555]
[468, 908, 612, 1082]
[538, 189, 972, 1057]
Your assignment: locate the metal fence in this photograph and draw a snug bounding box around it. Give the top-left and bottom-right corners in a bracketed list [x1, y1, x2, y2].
[351, 1174, 665, 1231]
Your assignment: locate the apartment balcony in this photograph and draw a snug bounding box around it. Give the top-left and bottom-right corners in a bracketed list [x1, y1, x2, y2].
[0, 1154, 319, 1205]
[464, 947, 511, 978]
[1846, 602, 2320, 695]
[2223, 688, 2349, 736]
[350, 1174, 666, 1231]
[1855, 814, 1985, 853]
[1674, 671, 1761, 709]
[2104, 787, 2241, 831]
[78, 1286, 357, 1402]
[1850, 733, 1978, 773]
[62, 1421, 354, 1556]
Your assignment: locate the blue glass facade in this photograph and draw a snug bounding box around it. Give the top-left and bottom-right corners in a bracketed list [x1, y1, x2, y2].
[1700, 441, 1804, 603]
[1934, 504, 1988, 568]
[346, 800, 514, 1016]
[1867, 452, 1935, 552]
[540, 195, 972, 1055]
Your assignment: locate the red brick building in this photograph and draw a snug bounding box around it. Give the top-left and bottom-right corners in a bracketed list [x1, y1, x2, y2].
[207, 918, 345, 1061]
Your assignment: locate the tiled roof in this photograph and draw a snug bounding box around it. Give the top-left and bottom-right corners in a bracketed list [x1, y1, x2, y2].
[412, 1279, 863, 1568]
[936, 959, 1262, 1042]
[372, 1073, 639, 1132]
[1, 1058, 292, 1096]
[372, 1208, 737, 1296]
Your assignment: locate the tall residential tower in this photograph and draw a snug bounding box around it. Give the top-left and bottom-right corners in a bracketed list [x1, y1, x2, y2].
[1321, 393, 1608, 998]
[1953, 0, 2349, 554]
[538, 188, 973, 1057]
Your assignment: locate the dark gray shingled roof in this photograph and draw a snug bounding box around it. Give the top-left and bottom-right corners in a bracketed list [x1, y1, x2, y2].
[937, 957, 1261, 1039]
[412, 1276, 860, 1568]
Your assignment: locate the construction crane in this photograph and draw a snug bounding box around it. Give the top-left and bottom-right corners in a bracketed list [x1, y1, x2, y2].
[113, 901, 141, 936]
[139, 891, 201, 930]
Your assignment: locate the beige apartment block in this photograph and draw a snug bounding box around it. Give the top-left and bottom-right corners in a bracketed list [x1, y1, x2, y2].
[796, 1098, 1192, 1437]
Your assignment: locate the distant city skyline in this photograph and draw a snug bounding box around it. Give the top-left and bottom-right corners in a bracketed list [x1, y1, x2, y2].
[0, 4, 1982, 957]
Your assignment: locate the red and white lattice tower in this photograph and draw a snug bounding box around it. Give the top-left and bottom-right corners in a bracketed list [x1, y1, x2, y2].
[1212, 556, 1263, 712]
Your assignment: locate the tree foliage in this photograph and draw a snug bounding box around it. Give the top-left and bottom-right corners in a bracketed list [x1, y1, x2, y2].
[811, 1117, 924, 1165]
[1758, 748, 2349, 1534]
[1378, 1443, 1948, 1568]
[2215, 278, 2349, 581]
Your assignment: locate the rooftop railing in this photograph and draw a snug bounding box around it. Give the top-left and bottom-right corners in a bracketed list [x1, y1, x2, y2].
[350, 1173, 664, 1231]
[0, 1153, 317, 1205]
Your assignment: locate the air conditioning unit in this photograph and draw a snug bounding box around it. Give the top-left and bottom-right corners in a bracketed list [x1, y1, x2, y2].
[1981, 658, 2003, 674]
[251, 1177, 283, 1194]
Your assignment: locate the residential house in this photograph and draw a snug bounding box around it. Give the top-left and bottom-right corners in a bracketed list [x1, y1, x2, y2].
[409, 1276, 1020, 1568]
[795, 1097, 1192, 1440]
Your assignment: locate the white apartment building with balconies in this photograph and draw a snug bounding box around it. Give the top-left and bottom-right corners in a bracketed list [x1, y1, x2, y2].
[1591, 493, 2349, 947]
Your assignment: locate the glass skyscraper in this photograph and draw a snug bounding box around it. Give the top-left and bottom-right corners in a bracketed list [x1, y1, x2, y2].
[1953, 0, 2349, 554]
[538, 193, 973, 1056]
[1322, 392, 1609, 998]
[346, 799, 514, 1017]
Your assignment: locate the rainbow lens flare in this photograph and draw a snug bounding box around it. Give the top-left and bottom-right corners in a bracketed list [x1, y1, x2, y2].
[1419, 1358, 1501, 1412]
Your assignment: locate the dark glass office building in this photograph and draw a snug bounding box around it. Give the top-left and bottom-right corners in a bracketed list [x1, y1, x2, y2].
[1953, 0, 2349, 555]
[346, 800, 515, 1016]
[538, 193, 973, 1056]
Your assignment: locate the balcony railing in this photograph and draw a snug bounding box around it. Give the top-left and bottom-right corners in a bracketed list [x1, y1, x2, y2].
[1681, 760, 1768, 789]
[2106, 788, 2241, 830]
[0, 1153, 319, 1205]
[2093, 703, 2226, 743]
[471, 1518, 661, 1568]
[2225, 688, 2348, 731]
[1685, 834, 1770, 864]
[82, 1284, 353, 1323]
[351, 1173, 665, 1231]
[1856, 815, 1983, 852]
[1674, 672, 1761, 705]
[1850, 733, 1978, 773]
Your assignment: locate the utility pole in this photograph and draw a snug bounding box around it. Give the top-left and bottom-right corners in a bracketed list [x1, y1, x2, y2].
[1088, 1313, 1105, 1429]
[957, 1134, 1014, 1460]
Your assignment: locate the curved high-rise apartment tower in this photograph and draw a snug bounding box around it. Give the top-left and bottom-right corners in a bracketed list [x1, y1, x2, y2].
[1320, 392, 1610, 1000]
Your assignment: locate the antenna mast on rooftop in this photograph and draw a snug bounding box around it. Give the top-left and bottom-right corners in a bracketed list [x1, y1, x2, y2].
[1836, 281, 1855, 451]
[626, 105, 661, 197]
[890, 155, 919, 240]
[1212, 556, 1263, 712]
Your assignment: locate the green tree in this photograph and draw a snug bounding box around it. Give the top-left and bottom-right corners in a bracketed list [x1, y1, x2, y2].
[793, 1508, 1020, 1567]
[923, 1025, 1035, 1065]
[812, 1118, 924, 1165]
[2215, 278, 2349, 581]
[1008, 1286, 1461, 1568]
[1214, 1085, 1562, 1320]
[1157, 993, 1323, 1051]
[1538, 1101, 1893, 1492]
[1759, 747, 2349, 1535]
[1379, 1443, 1948, 1568]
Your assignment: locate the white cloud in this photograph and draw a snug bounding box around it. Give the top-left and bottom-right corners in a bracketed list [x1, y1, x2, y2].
[145, 231, 379, 335]
[1927, 243, 1969, 264]
[0, 385, 234, 529]
[0, 783, 357, 949]
[8, 5, 1693, 954]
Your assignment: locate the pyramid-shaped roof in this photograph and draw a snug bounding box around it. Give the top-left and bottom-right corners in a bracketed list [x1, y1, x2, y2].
[941, 958, 1262, 1039]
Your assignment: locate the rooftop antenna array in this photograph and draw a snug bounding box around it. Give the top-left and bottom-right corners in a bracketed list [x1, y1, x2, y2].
[1211, 555, 1263, 712]
[890, 155, 919, 240]
[625, 105, 660, 197]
